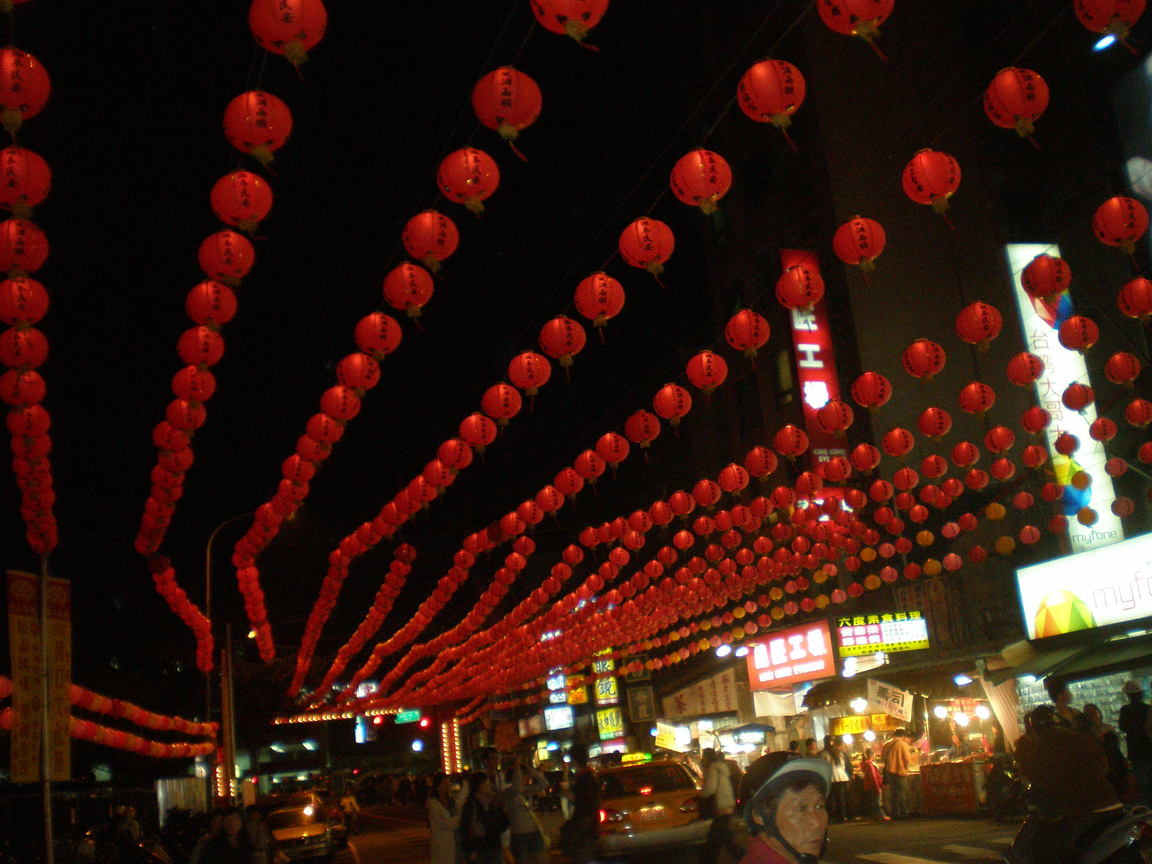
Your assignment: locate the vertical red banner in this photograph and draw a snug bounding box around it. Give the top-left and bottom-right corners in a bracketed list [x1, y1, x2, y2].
[7, 570, 42, 783]
[45, 578, 72, 781]
[780, 250, 847, 471]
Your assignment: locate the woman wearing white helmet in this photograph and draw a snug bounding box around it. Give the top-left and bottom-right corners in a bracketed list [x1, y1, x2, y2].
[739, 753, 832, 864]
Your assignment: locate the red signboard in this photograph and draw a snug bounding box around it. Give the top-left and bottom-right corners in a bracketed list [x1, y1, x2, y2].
[745, 620, 836, 690]
[781, 250, 847, 470]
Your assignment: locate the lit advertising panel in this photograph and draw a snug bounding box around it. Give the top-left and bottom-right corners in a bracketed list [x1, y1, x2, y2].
[745, 620, 835, 690]
[835, 610, 930, 657]
[1006, 243, 1123, 554]
[1016, 530, 1152, 639]
[544, 705, 574, 731]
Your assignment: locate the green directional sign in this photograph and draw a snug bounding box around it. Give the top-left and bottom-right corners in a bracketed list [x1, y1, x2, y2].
[395, 709, 421, 724]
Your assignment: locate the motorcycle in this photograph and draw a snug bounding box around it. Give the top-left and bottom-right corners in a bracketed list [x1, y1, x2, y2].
[1005, 804, 1152, 864]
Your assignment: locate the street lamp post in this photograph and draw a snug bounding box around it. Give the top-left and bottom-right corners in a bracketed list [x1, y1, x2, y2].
[203, 512, 251, 808]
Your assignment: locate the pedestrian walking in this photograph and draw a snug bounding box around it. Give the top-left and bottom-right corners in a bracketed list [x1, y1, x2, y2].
[820, 736, 851, 822]
[461, 772, 509, 864]
[880, 729, 916, 818]
[502, 753, 549, 864]
[698, 748, 744, 864]
[1081, 704, 1129, 796]
[858, 749, 888, 822]
[429, 773, 462, 864]
[559, 744, 599, 864]
[340, 786, 361, 834]
[1119, 680, 1152, 805]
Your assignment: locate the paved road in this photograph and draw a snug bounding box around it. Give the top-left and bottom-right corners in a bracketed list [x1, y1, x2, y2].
[338, 805, 1020, 864]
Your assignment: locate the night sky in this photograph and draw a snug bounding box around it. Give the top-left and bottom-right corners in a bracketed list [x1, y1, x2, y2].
[1, 0, 1150, 726]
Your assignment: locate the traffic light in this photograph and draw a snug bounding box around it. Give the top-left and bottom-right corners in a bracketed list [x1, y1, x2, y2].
[418, 716, 431, 728]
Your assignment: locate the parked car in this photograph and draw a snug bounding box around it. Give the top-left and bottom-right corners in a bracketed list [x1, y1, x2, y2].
[596, 759, 727, 858]
[266, 793, 342, 861]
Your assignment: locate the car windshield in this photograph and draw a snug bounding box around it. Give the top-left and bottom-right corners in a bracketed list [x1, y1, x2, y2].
[600, 764, 695, 798]
[268, 810, 320, 830]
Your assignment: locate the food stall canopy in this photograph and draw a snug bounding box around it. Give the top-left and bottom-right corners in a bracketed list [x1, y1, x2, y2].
[989, 621, 1152, 686]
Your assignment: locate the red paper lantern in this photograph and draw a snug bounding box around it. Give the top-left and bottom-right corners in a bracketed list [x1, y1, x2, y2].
[573, 449, 606, 481]
[402, 210, 459, 272]
[685, 350, 729, 394]
[958, 381, 996, 416]
[459, 413, 497, 451]
[0, 275, 46, 325]
[198, 230, 255, 285]
[737, 59, 806, 130]
[984, 67, 1049, 138]
[1074, 0, 1146, 40]
[171, 365, 217, 403]
[745, 445, 779, 477]
[0, 147, 50, 217]
[670, 149, 732, 215]
[0, 218, 47, 274]
[984, 425, 1016, 454]
[0, 368, 43, 405]
[1021, 405, 1051, 435]
[335, 353, 380, 392]
[1055, 432, 1080, 455]
[653, 383, 692, 425]
[773, 424, 809, 458]
[1062, 382, 1095, 412]
[353, 312, 403, 359]
[1090, 417, 1118, 442]
[437, 148, 500, 214]
[902, 338, 946, 380]
[724, 309, 770, 358]
[1118, 277, 1152, 320]
[618, 217, 675, 278]
[916, 406, 952, 438]
[1006, 352, 1044, 387]
[955, 301, 1002, 349]
[775, 264, 824, 310]
[1022, 444, 1048, 469]
[820, 455, 853, 482]
[381, 262, 434, 319]
[1105, 351, 1142, 386]
[223, 90, 293, 166]
[1021, 254, 1071, 300]
[507, 351, 552, 396]
[1125, 397, 1152, 427]
[1093, 195, 1149, 253]
[481, 382, 522, 425]
[1058, 315, 1100, 353]
[881, 427, 915, 458]
[850, 371, 892, 410]
[249, 0, 328, 65]
[902, 148, 961, 215]
[596, 432, 630, 467]
[539, 315, 587, 367]
[320, 385, 361, 422]
[624, 409, 661, 448]
[210, 171, 273, 232]
[718, 464, 750, 494]
[817, 0, 894, 53]
[0, 48, 49, 136]
[471, 67, 542, 147]
[574, 272, 625, 329]
[185, 280, 237, 326]
[816, 399, 854, 434]
[832, 216, 886, 272]
[176, 326, 224, 367]
[529, 0, 609, 44]
[850, 442, 881, 473]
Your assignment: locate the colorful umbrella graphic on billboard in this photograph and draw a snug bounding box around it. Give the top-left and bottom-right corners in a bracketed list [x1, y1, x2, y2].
[1032, 588, 1096, 638]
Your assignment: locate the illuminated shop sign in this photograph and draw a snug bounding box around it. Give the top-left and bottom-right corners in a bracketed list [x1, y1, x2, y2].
[1016, 530, 1152, 639]
[782, 249, 847, 470]
[745, 620, 836, 690]
[544, 705, 574, 731]
[835, 610, 930, 657]
[596, 707, 624, 740]
[594, 676, 619, 705]
[1006, 243, 1123, 554]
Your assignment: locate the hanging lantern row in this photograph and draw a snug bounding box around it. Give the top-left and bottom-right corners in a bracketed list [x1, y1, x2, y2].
[0, 47, 55, 558]
[149, 556, 214, 673]
[0, 708, 215, 759]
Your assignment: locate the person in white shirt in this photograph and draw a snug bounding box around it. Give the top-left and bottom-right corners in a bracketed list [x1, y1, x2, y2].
[820, 736, 852, 822]
[699, 748, 744, 864]
[428, 773, 462, 864]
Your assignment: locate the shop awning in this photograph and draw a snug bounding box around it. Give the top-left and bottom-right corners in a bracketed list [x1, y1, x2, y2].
[987, 624, 1152, 686]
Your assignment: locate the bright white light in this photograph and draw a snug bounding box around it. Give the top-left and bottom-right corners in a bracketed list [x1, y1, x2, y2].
[975, 705, 991, 720]
[1094, 34, 1117, 51]
[270, 743, 286, 753]
[302, 740, 318, 751]
[650, 727, 658, 737]
[953, 673, 973, 686]
[863, 730, 876, 742]
[933, 706, 948, 719]
[302, 805, 315, 817]
[546, 741, 559, 751]
[715, 644, 732, 658]
[850, 697, 868, 714]
[412, 740, 424, 752]
[734, 646, 749, 658]
[841, 734, 854, 746]
[247, 630, 257, 639]
[954, 712, 970, 727]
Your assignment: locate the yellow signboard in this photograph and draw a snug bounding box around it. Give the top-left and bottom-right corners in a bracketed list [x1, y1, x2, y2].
[830, 713, 904, 736]
[596, 707, 624, 740]
[567, 685, 588, 704]
[655, 721, 682, 752]
[594, 676, 619, 705]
